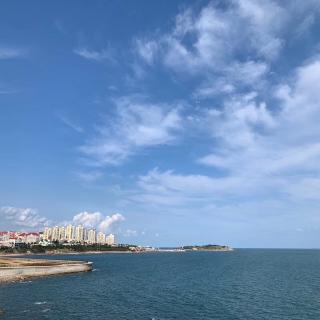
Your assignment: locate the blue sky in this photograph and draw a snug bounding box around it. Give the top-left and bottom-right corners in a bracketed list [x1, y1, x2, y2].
[1, 0, 320, 247]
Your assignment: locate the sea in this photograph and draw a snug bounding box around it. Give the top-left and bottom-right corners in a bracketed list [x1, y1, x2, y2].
[1, 249, 320, 319]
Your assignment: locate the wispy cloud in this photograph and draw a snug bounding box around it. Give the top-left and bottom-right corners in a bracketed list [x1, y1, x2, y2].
[199, 56, 320, 177]
[79, 97, 183, 165]
[53, 19, 66, 34]
[135, 1, 285, 73]
[0, 47, 26, 59]
[133, 0, 320, 101]
[59, 115, 84, 133]
[0, 89, 18, 95]
[74, 47, 115, 63]
[134, 38, 159, 65]
[136, 168, 247, 200]
[0, 206, 50, 229]
[122, 49, 320, 211]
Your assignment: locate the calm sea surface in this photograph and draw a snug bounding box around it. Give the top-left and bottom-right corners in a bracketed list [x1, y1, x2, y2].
[1, 249, 320, 319]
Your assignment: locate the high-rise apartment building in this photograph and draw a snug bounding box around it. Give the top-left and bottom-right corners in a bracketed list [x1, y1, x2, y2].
[58, 226, 66, 241]
[106, 233, 115, 245]
[52, 226, 59, 241]
[43, 227, 52, 240]
[87, 229, 96, 244]
[97, 232, 106, 244]
[65, 224, 75, 241]
[41, 225, 114, 245]
[75, 225, 84, 242]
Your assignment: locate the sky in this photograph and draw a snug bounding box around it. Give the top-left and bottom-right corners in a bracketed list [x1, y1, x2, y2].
[1, 0, 320, 248]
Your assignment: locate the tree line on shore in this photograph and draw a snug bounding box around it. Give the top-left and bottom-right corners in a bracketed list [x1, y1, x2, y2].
[0, 243, 134, 254]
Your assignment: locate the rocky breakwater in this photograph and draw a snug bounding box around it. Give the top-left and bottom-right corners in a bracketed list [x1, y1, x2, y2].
[0, 257, 92, 283]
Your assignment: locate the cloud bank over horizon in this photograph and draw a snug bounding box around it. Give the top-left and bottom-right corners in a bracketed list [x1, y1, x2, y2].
[0, 206, 125, 234]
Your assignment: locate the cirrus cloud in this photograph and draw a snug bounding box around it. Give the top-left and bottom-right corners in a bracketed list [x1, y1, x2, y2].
[79, 97, 183, 166]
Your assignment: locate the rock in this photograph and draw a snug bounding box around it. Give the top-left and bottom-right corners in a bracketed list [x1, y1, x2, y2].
[0, 308, 5, 316]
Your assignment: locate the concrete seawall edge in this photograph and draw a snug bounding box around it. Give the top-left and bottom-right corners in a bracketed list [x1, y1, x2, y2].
[0, 261, 93, 283]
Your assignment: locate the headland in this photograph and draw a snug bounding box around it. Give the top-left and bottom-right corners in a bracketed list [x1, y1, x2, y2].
[182, 244, 233, 252]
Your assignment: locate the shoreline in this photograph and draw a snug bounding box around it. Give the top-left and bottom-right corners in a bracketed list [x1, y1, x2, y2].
[0, 248, 233, 257]
[0, 250, 134, 257]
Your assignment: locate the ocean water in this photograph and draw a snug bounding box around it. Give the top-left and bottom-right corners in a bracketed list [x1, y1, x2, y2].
[1, 249, 320, 319]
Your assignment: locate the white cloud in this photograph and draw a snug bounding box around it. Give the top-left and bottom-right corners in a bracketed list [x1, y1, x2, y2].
[227, 61, 269, 86]
[132, 168, 251, 208]
[72, 211, 102, 228]
[193, 61, 269, 98]
[194, 56, 320, 196]
[74, 47, 114, 63]
[69, 1, 320, 223]
[134, 38, 159, 65]
[137, 1, 285, 72]
[72, 211, 124, 232]
[0, 206, 50, 228]
[97, 213, 124, 232]
[0, 206, 125, 233]
[0, 47, 25, 59]
[236, 0, 286, 60]
[194, 81, 235, 98]
[124, 54, 320, 209]
[133, 0, 320, 101]
[59, 115, 84, 133]
[198, 92, 275, 150]
[80, 97, 182, 165]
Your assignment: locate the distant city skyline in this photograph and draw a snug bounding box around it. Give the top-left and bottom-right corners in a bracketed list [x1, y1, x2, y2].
[1, 1, 320, 248]
[0, 226, 116, 247]
[43, 225, 115, 245]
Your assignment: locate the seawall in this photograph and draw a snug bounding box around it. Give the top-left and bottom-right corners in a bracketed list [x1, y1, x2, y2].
[0, 259, 92, 283]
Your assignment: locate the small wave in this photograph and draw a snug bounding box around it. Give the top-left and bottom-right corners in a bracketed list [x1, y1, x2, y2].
[21, 310, 30, 313]
[35, 301, 47, 305]
[92, 268, 99, 272]
[42, 308, 51, 313]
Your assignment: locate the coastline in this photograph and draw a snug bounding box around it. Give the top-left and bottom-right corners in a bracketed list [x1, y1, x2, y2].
[0, 249, 233, 257]
[0, 245, 234, 258]
[0, 250, 133, 257]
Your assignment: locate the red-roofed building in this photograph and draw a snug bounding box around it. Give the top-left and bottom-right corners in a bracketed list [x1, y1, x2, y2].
[0, 231, 40, 247]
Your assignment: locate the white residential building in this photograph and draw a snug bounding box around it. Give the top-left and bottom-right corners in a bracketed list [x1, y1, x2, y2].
[106, 234, 115, 245]
[87, 229, 96, 244]
[97, 232, 106, 244]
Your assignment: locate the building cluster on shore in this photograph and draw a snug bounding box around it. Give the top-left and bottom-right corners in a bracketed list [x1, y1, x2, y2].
[43, 225, 115, 245]
[0, 231, 40, 247]
[0, 225, 115, 248]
